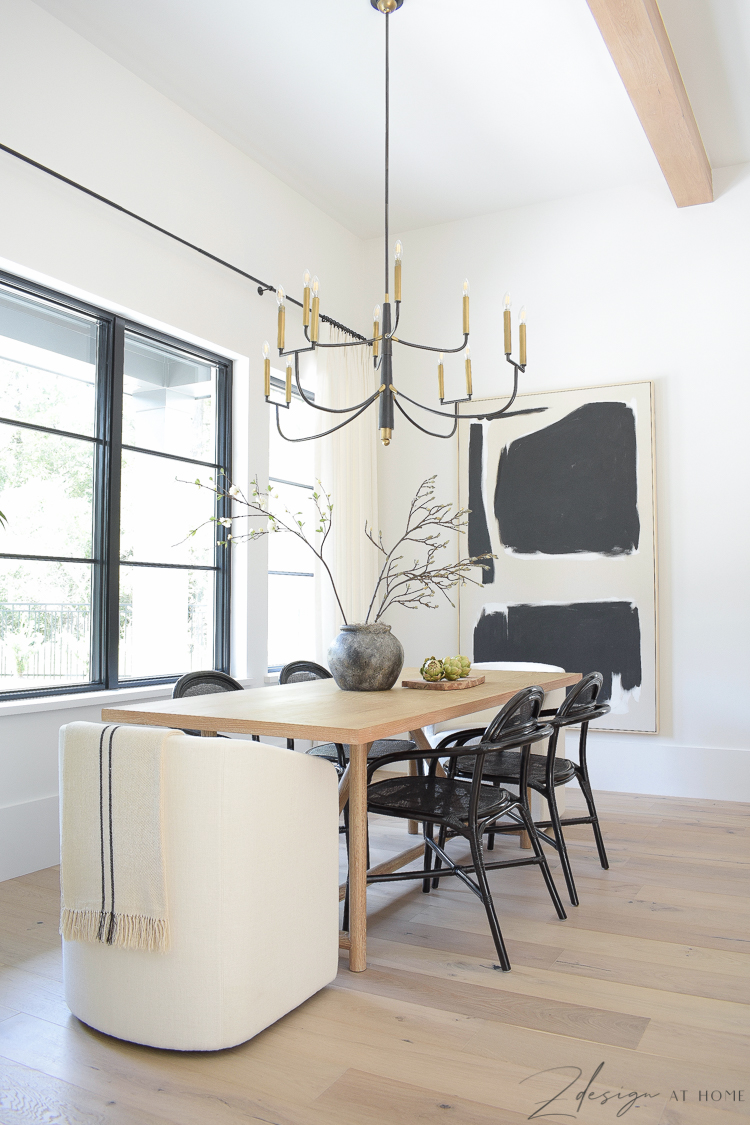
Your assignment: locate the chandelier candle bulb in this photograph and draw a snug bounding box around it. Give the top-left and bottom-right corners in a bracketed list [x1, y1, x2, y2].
[285, 359, 293, 403]
[462, 279, 470, 334]
[519, 306, 527, 365]
[276, 286, 286, 350]
[310, 276, 320, 343]
[262, 341, 271, 397]
[394, 241, 402, 301]
[503, 292, 512, 354]
[438, 353, 445, 400]
[465, 345, 472, 396]
[302, 268, 311, 327]
[373, 304, 381, 357]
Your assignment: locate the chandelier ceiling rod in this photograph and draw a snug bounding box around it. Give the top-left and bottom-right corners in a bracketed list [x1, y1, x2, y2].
[264, 0, 546, 445]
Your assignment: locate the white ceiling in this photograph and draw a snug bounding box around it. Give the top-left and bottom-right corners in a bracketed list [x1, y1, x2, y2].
[32, 0, 750, 239]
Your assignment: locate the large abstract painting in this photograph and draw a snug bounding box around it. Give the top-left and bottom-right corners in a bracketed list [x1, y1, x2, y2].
[458, 381, 657, 733]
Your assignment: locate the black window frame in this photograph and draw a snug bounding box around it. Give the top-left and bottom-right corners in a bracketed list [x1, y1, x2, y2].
[0, 269, 232, 701]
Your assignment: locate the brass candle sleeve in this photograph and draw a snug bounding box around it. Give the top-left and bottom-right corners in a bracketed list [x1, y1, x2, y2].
[264, 358, 271, 397]
[373, 321, 380, 357]
[520, 322, 527, 366]
[438, 362, 445, 400]
[310, 295, 320, 342]
[277, 305, 285, 351]
[504, 308, 511, 354]
[302, 286, 311, 327]
[394, 259, 402, 302]
[465, 357, 472, 396]
[463, 294, 470, 334]
[285, 363, 292, 403]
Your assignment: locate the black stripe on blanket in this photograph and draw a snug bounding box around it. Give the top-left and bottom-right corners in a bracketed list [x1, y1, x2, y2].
[97, 724, 120, 944]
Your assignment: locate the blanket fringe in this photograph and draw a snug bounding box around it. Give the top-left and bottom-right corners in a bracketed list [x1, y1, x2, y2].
[60, 908, 169, 952]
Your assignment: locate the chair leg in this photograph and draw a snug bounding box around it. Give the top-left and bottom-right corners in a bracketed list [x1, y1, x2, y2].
[468, 831, 511, 971]
[342, 803, 350, 932]
[517, 803, 567, 920]
[422, 822, 434, 893]
[546, 784, 579, 907]
[577, 769, 609, 870]
[487, 781, 501, 850]
[432, 824, 448, 889]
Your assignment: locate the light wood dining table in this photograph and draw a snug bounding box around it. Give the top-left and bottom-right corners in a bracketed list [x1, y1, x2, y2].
[102, 667, 580, 972]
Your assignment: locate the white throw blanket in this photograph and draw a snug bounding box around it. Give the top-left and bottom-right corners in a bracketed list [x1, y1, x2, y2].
[59, 722, 172, 952]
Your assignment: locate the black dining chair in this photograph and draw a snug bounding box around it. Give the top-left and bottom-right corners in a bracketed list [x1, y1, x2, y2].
[356, 687, 567, 971]
[278, 660, 415, 771]
[446, 672, 611, 906]
[172, 669, 244, 737]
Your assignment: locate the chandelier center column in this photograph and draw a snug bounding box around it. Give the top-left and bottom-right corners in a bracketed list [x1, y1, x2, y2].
[379, 301, 394, 445]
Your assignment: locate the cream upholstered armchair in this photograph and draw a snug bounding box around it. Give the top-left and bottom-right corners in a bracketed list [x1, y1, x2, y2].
[61, 731, 340, 1051]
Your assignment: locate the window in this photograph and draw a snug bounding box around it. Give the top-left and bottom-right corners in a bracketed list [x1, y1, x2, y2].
[0, 272, 231, 699]
[267, 375, 315, 670]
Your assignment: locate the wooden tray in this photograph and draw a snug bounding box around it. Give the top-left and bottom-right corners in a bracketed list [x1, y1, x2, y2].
[401, 674, 485, 691]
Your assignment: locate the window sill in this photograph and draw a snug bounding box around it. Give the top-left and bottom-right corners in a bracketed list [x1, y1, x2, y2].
[0, 678, 254, 719]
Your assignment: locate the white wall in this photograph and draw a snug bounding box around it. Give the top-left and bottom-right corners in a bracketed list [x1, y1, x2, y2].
[0, 0, 365, 878]
[371, 165, 750, 801]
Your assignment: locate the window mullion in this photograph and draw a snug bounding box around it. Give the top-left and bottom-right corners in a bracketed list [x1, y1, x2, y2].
[215, 363, 232, 672]
[104, 320, 125, 689]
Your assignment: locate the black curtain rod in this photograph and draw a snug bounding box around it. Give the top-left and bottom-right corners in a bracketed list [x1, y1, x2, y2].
[0, 140, 365, 342]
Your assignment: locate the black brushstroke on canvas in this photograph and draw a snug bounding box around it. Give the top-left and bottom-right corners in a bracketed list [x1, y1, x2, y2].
[473, 601, 642, 703]
[494, 401, 640, 555]
[467, 424, 495, 584]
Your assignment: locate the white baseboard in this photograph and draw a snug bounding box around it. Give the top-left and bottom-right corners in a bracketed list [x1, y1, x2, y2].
[585, 737, 750, 802]
[0, 795, 59, 882]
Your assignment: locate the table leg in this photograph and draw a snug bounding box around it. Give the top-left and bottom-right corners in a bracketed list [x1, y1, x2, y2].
[347, 742, 370, 972]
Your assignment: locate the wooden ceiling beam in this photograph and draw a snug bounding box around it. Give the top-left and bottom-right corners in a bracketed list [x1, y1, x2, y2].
[586, 0, 713, 207]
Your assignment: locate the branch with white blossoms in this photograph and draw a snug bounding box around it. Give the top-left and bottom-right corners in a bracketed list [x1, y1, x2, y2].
[179, 471, 494, 630]
[363, 475, 494, 623]
[178, 470, 348, 624]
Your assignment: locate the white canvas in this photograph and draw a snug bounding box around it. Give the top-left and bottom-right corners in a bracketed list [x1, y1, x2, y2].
[458, 381, 657, 734]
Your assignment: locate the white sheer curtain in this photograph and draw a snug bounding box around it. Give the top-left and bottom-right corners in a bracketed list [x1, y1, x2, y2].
[314, 325, 380, 664]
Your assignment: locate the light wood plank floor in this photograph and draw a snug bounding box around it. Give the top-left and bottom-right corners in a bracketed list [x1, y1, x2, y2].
[1, 790, 748, 1124]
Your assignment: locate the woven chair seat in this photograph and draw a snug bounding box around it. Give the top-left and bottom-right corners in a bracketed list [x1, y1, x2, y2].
[456, 749, 577, 791]
[308, 738, 415, 765]
[367, 774, 514, 826]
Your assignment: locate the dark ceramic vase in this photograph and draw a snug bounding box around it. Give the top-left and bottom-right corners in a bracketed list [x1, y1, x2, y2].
[327, 623, 404, 692]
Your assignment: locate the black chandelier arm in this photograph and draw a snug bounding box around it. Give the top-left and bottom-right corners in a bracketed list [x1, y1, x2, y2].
[395, 378, 547, 422]
[393, 396, 458, 440]
[274, 399, 375, 443]
[389, 301, 400, 336]
[293, 357, 384, 415]
[394, 333, 469, 355]
[474, 405, 548, 420]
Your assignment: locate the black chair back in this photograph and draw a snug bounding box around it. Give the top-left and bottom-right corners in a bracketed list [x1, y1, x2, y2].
[172, 670, 243, 698]
[279, 660, 331, 685]
[483, 686, 546, 745]
[555, 672, 610, 726]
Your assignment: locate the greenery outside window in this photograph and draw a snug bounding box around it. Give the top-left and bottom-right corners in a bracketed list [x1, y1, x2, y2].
[0, 272, 231, 700]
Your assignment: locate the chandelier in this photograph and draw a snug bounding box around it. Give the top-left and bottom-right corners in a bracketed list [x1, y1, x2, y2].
[263, 0, 545, 446]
